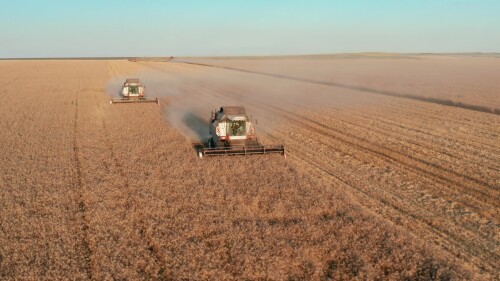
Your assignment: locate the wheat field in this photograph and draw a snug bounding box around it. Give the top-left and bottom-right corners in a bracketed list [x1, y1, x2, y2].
[0, 57, 498, 280]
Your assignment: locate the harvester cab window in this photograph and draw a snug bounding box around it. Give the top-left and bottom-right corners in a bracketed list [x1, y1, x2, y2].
[128, 86, 138, 94]
[229, 121, 246, 136]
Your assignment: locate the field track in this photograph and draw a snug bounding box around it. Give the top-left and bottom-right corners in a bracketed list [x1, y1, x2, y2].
[0, 58, 498, 279]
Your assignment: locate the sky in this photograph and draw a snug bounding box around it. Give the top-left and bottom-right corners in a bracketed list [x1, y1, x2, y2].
[0, 0, 499, 58]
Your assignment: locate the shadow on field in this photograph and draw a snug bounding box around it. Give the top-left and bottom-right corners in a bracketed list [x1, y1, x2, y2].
[182, 111, 209, 140]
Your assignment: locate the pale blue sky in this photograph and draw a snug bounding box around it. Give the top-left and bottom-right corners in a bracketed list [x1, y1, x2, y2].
[1, 0, 499, 58]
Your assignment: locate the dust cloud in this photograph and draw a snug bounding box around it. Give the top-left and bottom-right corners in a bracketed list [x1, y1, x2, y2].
[105, 62, 370, 143]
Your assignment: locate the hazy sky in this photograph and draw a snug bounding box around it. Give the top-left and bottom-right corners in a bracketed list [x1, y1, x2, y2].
[1, 0, 499, 58]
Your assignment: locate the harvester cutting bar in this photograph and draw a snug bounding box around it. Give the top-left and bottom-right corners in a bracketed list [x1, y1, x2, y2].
[110, 97, 159, 105]
[198, 145, 285, 158]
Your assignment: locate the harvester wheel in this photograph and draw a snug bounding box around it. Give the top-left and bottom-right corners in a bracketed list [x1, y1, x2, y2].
[208, 137, 215, 148]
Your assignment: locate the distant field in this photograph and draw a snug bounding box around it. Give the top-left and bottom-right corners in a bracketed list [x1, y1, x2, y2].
[183, 54, 500, 113]
[0, 58, 498, 279]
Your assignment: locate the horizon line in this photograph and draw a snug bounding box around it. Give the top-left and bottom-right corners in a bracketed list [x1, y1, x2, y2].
[1, 52, 499, 60]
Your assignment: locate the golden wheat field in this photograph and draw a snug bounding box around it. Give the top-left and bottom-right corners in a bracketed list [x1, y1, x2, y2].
[0, 56, 498, 280]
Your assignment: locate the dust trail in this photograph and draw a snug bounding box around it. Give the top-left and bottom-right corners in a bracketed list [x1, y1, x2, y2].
[105, 78, 123, 98]
[105, 62, 375, 143]
[105, 70, 211, 141]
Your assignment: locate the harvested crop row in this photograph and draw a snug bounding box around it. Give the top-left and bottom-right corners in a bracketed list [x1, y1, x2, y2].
[134, 60, 498, 277]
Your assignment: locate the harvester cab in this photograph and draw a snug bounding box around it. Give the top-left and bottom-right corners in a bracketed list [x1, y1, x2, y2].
[198, 106, 285, 158]
[110, 78, 159, 104]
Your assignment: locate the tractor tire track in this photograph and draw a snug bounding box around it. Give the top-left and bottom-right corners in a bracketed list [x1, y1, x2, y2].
[301, 107, 500, 190]
[248, 109, 499, 273]
[283, 148, 497, 273]
[72, 87, 93, 280]
[342, 109, 500, 163]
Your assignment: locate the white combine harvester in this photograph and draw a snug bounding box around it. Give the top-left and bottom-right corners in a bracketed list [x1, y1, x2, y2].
[110, 78, 159, 104]
[197, 106, 285, 158]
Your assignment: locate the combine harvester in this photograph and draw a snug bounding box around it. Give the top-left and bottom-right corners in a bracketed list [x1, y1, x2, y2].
[110, 78, 159, 104]
[197, 106, 285, 158]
